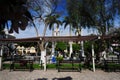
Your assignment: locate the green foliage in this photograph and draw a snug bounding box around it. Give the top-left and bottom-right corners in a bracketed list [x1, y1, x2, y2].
[3, 64, 10, 69]
[3, 63, 40, 69]
[56, 42, 68, 51]
[45, 14, 62, 30]
[47, 64, 57, 69]
[72, 43, 80, 51]
[4, 63, 120, 70]
[84, 41, 92, 53]
[47, 42, 52, 48]
[0, 0, 33, 33]
[56, 56, 63, 61]
[66, 0, 120, 35]
[84, 41, 101, 54]
[0, 0, 57, 34]
[66, 0, 95, 29]
[59, 63, 82, 68]
[107, 63, 120, 68]
[33, 64, 40, 69]
[0, 27, 5, 35]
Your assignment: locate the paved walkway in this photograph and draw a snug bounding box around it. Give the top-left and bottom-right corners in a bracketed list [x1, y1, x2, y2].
[0, 69, 120, 80]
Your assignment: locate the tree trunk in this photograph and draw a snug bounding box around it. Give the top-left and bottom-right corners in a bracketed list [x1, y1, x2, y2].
[31, 19, 47, 71]
[39, 24, 48, 71]
[41, 50, 46, 71]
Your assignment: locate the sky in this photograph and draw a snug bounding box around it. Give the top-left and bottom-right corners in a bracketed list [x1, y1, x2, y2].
[14, 0, 96, 38]
[13, 0, 119, 38]
[14, 25, 98, 38]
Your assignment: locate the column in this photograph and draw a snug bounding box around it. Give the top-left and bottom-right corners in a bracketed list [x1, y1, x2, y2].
[92, 44, 95, 72]
[81, 41, 85, 57]
[69, 41, 73, 57]
[52, 42, 55, 55]
[0, 45, 3, 70]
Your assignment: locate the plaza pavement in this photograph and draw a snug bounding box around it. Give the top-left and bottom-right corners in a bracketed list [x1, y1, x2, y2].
[0, 69, 120, 80]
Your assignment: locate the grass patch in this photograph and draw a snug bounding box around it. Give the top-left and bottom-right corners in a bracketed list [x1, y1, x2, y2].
[4, 63, 119, 70]
[33, 64, 40, 69]
[3, 63, 10, 69]
[107, 63, 120, 68]
[59, 63, 81, 68]
[47, 64, 57, 69]
[3, 63, 82, 69]
[3, 63, 41, 69]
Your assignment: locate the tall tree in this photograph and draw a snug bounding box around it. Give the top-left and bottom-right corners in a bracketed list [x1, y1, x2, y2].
[66, 0, 120, 35]
[45, 14, 61, 36]
[67, 0, 96, 36]
[45, 14, 61, 55]
[27, 0, 60, 71]
[63, 16, 77, 57]
[0, 0, 33, 33]
[66, 0, 120, 62]
[63, 16, 76, 36]
[0, 0, 59, 71]
[86, 0, 120, 35]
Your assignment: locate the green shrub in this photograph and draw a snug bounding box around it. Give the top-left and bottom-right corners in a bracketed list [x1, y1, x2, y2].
[56, 56, 63, 61]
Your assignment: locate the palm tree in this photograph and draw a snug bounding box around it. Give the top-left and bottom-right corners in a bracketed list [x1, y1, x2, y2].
[26, 0, 60, 71]
[63, 16, 77, 57]
[63, 16, 76, 36]
[0, 0, 33, 70]
[45, 14, 61, 36]
[38, 14, 62, 71]
[0, 0, 33, 33]
[0, 0, 60, 71]
[45, 14, 61, 55]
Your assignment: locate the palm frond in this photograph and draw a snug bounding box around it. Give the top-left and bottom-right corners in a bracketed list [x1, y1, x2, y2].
[0, 0, 32, 33]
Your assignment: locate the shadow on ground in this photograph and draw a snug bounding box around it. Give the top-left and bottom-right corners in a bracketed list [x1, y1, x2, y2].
[35, 76, 72, 80]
